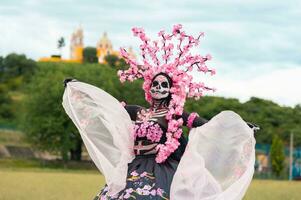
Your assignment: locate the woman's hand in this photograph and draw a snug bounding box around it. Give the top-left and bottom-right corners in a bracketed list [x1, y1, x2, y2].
[246, 122, 260, 132]
[63, 78, 76, 88]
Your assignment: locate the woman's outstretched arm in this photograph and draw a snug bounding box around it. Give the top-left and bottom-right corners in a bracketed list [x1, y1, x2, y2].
[124, 104, 143, 121]
[181, 110, 260, 132]
[181, 111, 208, 128]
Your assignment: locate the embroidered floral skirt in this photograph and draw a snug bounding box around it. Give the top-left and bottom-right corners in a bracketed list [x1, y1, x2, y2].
[94, 154, 179, 200]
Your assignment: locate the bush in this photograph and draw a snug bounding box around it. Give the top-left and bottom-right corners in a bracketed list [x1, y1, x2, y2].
[270, 135, 285, 177]
[104, 54, 119, 67]
[83, 47, 98, 63]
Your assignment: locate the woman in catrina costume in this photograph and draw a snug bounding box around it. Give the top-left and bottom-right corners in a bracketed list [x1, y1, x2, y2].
[62, 24, 259, 200]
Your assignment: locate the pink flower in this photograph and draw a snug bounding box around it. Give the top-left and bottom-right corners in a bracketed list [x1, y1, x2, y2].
[132, 27, 144, 36]
[143, 185, 152, 190]
[150, 189, 157, 196]
[172, 24, 183, 35]
[119, 48, 130, 61]
[133, 121, 163, 143]
[123, 193, 130, 199]
[187, 112, 199, 128]
[164, 34, 173, 40]
[158, 30, 165, 37]
[130, 171, 138, 176]
[100, 196, 107, 200]
[174, 129, 182, 138]
[126, 188, 133, 193]
[136, 188, 143, 195]
[206, 54, 212, 60]
[142, 190, 150, 195]
[140, 172, 147, 177]
[157, 188, 164, 196]
[139, 33, 149, 42]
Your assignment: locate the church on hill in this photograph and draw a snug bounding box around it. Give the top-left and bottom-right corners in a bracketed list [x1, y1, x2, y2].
[39, 27, 135, 64]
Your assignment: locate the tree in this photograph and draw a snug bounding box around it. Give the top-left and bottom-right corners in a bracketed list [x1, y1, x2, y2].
[0, 53, 36, 85]
[19, 62, 146, 161]
[83, 47, 98, 63]
[0, 84, 14, 121]
[0, 56, 4, 74]
[0, 54, 36, 126]
[20, 66, 78, 160]
[57, 37, 65, 56]
[295, 104, 301, 112]
[104, 54, 119, 67]
[270, 135, 285, 177]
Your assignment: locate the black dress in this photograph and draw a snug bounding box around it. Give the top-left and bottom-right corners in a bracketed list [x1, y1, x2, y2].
[94, 105, 206, 200]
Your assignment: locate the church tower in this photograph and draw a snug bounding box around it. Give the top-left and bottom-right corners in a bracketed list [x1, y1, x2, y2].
[96, 32, 114, 63]
[70, 27, 84, 62]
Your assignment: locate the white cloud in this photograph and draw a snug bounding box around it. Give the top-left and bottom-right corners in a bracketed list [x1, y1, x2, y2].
[210, 67, 301, 107]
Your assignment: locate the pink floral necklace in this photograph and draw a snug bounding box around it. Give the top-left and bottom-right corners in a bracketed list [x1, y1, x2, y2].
[133, 121, 163, 143]
[134, 105, 168, 143]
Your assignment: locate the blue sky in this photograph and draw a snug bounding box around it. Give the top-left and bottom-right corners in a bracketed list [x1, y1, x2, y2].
[0, 0, 300, 106]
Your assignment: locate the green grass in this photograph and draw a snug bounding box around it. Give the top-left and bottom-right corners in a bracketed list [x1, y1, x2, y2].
[244, 180, 301, 200]
[0, 158, 41, 168]
[0, 158, 98, 171]
[0, 169, 104, 200]
[0, 169, 300, 200]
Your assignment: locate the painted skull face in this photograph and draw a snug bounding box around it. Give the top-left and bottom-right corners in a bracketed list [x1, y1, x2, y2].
[150, 75, 171, 100]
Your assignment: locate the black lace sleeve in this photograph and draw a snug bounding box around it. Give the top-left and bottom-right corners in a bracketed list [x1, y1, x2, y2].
[124, 105, 143, 121]
[181, 111, 208, 128]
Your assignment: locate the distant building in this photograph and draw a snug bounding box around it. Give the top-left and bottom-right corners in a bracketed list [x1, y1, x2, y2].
[70, 26, 84, 62]
[39, 27, 134, 64]
[96, 32, 119, 63]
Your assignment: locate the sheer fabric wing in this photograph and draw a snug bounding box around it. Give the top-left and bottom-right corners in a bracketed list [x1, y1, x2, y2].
[62, 81, 135, 195]
[171, 111, 256, 200]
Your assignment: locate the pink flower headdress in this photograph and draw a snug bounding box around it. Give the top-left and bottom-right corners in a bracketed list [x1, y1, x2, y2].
[118, 24, 216, 163]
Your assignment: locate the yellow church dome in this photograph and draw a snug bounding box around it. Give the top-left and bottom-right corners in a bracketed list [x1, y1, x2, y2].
[97, 32, 113, 50]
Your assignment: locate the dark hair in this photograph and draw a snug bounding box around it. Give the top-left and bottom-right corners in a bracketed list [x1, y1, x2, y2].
[151, 72, 173, 107]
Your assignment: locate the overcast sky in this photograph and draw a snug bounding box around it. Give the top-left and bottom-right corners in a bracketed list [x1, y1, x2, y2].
[1, 0, 300, 107]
